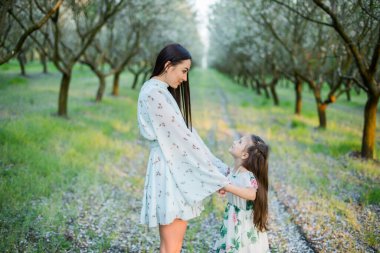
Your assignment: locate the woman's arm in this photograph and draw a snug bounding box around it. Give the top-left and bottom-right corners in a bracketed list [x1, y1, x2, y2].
[223, 184, 256, 201]
[143, 86, 229, 204]
[192, 128, 231, 176]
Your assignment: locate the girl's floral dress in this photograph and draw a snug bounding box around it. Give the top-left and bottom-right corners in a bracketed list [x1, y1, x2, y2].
[214, 170, 269, 253]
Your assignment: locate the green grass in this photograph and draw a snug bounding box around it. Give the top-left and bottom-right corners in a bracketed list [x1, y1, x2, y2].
[0, 60, 140, 251]
[362, 186, 380, 205]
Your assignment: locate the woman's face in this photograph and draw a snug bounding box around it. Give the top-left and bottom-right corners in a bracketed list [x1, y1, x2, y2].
[165, 59, 191, 89]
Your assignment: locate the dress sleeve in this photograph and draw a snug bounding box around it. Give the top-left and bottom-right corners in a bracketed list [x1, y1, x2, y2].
[192, 128, 231, 176]
[243, 172, 258, 190]
[143, 87, 230, 204]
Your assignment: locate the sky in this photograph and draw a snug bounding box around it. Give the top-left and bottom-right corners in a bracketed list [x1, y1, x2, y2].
[193, 0, 219, 68]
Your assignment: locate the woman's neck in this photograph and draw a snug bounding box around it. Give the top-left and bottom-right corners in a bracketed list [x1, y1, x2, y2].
[152, 75, 167, 84]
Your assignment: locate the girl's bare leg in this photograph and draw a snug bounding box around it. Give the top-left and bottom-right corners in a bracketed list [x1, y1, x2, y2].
[159, 219, 187, 253]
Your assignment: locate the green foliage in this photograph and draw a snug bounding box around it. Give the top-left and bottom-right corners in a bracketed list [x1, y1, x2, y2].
[9, 76, 27, 85]
[290, 119, 307, 129]
[241, 100, 250, 107]
[361, 186, 380, 205]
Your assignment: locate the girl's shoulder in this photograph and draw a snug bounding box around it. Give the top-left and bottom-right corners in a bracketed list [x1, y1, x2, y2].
[238, 167, 258, 189]
[238, 166, 255, 178]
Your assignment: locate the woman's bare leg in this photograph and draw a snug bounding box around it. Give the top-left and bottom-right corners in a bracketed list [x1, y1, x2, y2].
[159, 219, 187, 253]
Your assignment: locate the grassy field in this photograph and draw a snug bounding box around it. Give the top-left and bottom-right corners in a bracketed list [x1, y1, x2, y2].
[0, 61, 379, 252]
[0, 61, 145, 251]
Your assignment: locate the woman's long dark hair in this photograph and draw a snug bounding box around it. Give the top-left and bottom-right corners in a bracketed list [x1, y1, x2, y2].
[242, 135, 269, 232]
[150, 43, 192, 130]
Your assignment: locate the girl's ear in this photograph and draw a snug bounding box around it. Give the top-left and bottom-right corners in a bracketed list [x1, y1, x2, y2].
[241, 152, 249, 160]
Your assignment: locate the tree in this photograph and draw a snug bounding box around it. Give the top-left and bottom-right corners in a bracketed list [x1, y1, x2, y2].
[0, 0, 63, 65]
[80, 4, 141, 101]
[34, 0, 125, 116]
[273, 0, 380, 158]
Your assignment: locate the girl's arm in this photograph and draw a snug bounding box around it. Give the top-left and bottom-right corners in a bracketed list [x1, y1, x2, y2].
[223, 184, 256, 201]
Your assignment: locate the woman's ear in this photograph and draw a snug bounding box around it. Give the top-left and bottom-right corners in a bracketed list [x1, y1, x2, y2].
[164, 61, 172, 72]
[241, 152, 249, 160]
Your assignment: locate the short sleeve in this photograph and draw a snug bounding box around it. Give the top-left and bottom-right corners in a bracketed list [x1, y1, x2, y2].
[142, 87, 229, 204]
[242, 172, 258, 190]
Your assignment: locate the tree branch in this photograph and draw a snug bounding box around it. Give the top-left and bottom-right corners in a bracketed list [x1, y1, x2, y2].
[271, 0, 333, 27]
[0, 0, 63, 64]
[369, 24, 380, 75]
[339, 74, 369, 93]
[358, 0, 380, 21]
[312, 0, 371, 89]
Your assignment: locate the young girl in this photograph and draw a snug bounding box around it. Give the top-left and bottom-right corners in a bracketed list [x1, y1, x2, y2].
[214, 134, 270, 253]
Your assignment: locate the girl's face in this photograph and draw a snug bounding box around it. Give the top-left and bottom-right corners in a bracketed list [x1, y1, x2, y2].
[229, 135, 253, 159]
[164, 59, 191, 89]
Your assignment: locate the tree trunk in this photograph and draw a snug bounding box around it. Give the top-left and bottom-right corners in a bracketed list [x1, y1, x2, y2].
[58, 70, 72, 117]
[41, 53, 48, 73]
[17, 53, 26, 76]
[317, 103, 327, 128]
[255, 80, 262, 95]
[131, 72, 140, 89]
[269, 85, 279, 105]
[361, 94, 379, 159]
[345, 81, 351, 101]
[140, 70, 150, 86]
[307, 79, 327, 128]
[345, 89, 351, 101]
[295, 77, 302, 115]
[263, 86, 270, 99]
[95, 74, 106, 102]
[112, 71, 121, 96]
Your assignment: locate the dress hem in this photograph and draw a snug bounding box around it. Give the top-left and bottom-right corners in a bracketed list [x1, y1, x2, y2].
[140, 204, 204, 228]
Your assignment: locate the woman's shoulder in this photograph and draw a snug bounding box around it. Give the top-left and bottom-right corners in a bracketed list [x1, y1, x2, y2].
[140, 79, 169, 97]
[144, 78, 169, 90]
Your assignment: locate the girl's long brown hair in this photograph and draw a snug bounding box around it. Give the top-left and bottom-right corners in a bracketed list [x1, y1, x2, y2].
[242, 135, 269, 232]
[150, 43, 192, 130]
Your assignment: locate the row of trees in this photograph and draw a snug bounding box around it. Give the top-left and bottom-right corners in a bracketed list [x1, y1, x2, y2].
[209, 0, 379, 159]
[0, 0, 202, 114]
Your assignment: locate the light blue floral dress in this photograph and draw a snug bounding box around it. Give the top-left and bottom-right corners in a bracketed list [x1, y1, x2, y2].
[137, 78, 230, 227]
[214, 170, 270, 253]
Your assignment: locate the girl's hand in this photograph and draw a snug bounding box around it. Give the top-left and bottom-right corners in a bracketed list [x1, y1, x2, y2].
[218, 189, 226, 196]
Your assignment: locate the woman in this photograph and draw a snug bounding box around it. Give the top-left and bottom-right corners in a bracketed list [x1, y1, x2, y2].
[137, 43, 230, 252]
